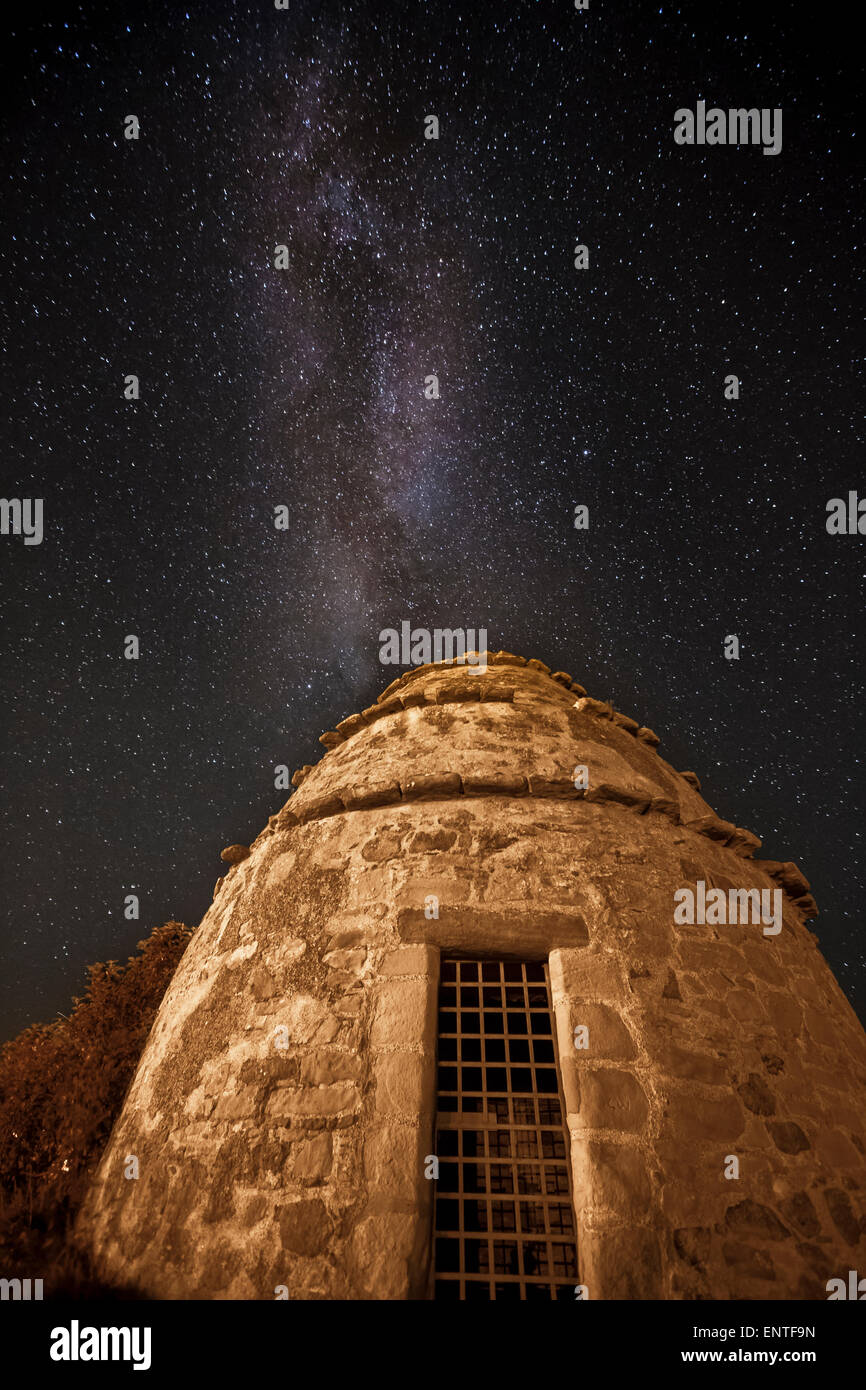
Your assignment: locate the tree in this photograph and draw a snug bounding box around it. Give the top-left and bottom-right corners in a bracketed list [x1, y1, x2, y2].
[0, 921, 192, 1289]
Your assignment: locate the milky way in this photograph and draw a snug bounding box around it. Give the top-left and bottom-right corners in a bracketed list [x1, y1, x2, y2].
[1, 2, 863, 1037]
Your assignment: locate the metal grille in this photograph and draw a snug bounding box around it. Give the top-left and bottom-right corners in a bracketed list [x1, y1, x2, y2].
[432, 958, 579, 1300]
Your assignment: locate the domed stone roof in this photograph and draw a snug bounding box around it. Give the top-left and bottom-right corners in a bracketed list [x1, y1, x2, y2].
[254, 651, 812, 921]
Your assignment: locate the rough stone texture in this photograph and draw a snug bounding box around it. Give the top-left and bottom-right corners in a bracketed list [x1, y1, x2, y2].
[76, 655, 866, 1300]
[220, 844, 250, 865]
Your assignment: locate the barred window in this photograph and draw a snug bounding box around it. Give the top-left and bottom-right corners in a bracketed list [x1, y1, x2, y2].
[433, 959, 579, 1300]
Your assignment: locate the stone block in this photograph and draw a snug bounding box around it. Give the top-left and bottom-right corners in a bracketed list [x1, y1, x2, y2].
[572, 1068, 649, 1133]
[364, 1123, 422, 1196]
[250, 965, 277, 1000]
[462, 771, 528, 795]
[778, 1191, 821, 1239]
[436, 682, 481, 703]
[401, 773, 462, 800]
[265, 1084, 359, 1120]
[727, 827, 762, 857]
[361, 830, 404, 862]
[737, 1072, 776, 1116]
[662, 970, 682, 1000]
[343, 782, 402, 809]
[370, 978, 434, 1049]
[373, 1051, 426, 1115]
[326, 968, 361, 990]
[395, 690, 425, 711]
[663, 1092, 745, 1143]
[284, 1134, 333, 1186]
[550, 949, 626, 1004]
[686, 814, 737, 843]
[575, 697, 614, 720]
[345, 1213, 416, 1299]
[569, 1138, 651, 1221]
[649, 1041, 728, 1086]
[406, 828, 457, 852]
[300, 1051, 362, 1086]
[220, 844, 249, 865]
[213, 1089, 259, 1121]
[561, 1001, 637, 1060]
[376, 696, 404, 718]
[241, 1196, 269, 1228]
[378, 945, 436, 978]
[725, 1199, 791, 1242]
[764, 861, 811, 897]
[727, 990, 766, 1024]
[580, 1227, 662, 1300]
[336, 714, 366, 738]
[584, 783, 650, 813]
[298, 792, 345, 821]
[636, 727, 660, 747]
[322, 948, 367, 973]
[318, 731, 344, 749]
[767, 1120, 810, 1154]
[527, 774, 581, 798]
[278, 1199, 331, 1256]
[335, 995, 362, 1019]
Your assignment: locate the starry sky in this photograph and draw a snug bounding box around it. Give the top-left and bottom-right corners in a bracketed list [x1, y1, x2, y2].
[1, 1, 863, 1040]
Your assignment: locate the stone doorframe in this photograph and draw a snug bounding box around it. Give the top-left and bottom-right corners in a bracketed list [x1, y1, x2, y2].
[365, 931, 629, 1299]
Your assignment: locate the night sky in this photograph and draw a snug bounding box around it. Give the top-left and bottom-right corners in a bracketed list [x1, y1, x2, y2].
[1, 1, 863, 1042]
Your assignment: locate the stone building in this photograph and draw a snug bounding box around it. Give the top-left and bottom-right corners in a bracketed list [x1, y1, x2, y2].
[76, 652, 866, 1299]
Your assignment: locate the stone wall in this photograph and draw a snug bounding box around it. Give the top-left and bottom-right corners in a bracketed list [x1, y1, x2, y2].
[76, 653, 866, 1298]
